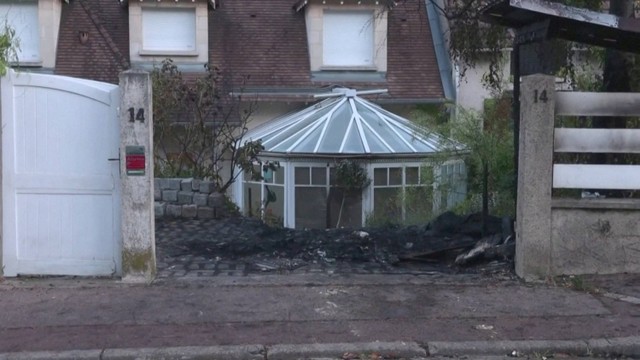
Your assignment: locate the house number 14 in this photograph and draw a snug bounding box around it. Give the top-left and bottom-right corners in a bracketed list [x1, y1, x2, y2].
[533, 90, 548, 103]
[128, 107, 145, 123]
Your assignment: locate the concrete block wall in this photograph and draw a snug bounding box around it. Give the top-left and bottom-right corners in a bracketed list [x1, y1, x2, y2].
[154, 178, 235, 219]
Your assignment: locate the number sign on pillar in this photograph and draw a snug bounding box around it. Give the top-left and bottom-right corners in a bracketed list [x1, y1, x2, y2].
[128, 107, 145, 123]
[119, 70, 156, 282]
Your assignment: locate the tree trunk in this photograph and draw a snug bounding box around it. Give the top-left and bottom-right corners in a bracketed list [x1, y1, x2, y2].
[482, 161, 489, 237]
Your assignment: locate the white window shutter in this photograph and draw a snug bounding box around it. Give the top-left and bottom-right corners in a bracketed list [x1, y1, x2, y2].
[142, 8, 196, 52]
[0, 1, 40, 63]
[323, 10, 374, 67]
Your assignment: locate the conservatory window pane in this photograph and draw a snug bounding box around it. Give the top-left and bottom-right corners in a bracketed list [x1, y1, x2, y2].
[263, 167, 274, 184]
[264, 185, 284, 227]
[274, 166, 285, 185]
[421, 166, 434, 185]
[244, 183, 262, 217]
[389, 167, 402, 186]
[312, 167, 327, 185]
[406, 167, 419, 185]
[295, 167, 310, 185]
[244, 164, 261, 181]
[373, 188, 401, 222]
[329, 167, 337, 185]
[342, 124, 365, 153]
[295, 187, 328, 229]
[404, 186, 435, 224]
[318, 104, 351, 152]
[374, 168, 387, 186]
[328, 188, 362, 228]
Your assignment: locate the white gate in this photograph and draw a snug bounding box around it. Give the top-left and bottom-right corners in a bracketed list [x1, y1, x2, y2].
[2, 71, 121, 276]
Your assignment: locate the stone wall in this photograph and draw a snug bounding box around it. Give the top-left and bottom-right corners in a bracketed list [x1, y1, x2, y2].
[154, 178, 235, 219]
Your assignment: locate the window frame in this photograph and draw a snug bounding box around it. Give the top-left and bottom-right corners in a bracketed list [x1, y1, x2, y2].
[0, 0, 41, 65]
[140, 6, 198, 56]
[321, 9, 376, 70]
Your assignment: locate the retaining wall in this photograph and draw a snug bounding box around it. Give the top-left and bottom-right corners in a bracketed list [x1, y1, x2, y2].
[154, 178, 235, 219]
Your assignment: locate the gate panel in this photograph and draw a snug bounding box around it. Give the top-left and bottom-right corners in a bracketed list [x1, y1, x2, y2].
[2, 71, 121, 276]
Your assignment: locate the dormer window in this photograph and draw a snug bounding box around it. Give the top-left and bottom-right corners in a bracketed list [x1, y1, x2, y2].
[141, 7, 197, 54]
[128, 0, 210, 68]
[300, 0, 388, 74]
[322, 10, 374, 68]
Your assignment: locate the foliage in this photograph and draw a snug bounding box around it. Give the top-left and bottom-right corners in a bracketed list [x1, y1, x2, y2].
[414, 95, 515, 217]
[0, 21, 18, 76]
[151, 59, 264, 193]
[333, 160, 371, 194]
[427, 0, 635, 92]
[401, 176, 437, 225]
[333, 160, 371, 228]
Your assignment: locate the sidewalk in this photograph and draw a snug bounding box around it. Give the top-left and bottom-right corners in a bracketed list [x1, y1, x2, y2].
[0, 273, 638, 359]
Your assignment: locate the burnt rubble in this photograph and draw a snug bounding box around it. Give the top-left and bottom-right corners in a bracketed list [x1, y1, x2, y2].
[162, 211, 515, 274]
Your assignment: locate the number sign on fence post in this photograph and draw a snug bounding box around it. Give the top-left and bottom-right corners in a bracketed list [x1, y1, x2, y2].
[119, 70, 156, 282]
[516, 74, 556, 280]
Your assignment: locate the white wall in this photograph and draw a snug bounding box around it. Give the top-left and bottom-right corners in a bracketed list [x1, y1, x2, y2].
[455, 51, 511, 113]
[39, 0, 61, 69]
[455, 49, 602, 113]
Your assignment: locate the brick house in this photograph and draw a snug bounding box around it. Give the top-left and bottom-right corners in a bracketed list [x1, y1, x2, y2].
[3, 0, 452, 115]
[2, 0, 465, 228]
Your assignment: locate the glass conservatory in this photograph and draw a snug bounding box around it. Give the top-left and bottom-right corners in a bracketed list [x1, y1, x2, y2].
[232, 89, 467, 229]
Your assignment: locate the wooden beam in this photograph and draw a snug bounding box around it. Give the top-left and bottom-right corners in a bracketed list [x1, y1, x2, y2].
[554, 128, 640, 153]
[555, 92, 640, 116]
[553, 164, 640, 189]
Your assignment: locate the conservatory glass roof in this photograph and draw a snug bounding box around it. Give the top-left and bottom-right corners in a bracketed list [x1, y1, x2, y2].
[242, 89, 455, 156]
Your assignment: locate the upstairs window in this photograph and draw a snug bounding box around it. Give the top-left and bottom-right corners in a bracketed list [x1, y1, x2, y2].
[0, 1, 40, 63]
[141, 7, 196, 54]
[322, 10, 374, 68]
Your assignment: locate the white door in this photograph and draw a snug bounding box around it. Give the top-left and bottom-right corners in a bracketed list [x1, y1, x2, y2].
[2, 71, 121, 276]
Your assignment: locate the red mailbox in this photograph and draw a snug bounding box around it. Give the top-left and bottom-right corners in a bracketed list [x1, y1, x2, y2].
[125, 146, 145, 176]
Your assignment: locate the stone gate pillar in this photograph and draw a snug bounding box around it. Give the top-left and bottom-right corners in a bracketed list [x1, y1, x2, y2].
[119, 70, 156, 282]
[516, 74, 555, 280]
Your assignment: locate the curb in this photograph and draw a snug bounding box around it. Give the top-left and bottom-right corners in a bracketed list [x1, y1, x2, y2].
[0, 345, 265, 360]
[103, 345, 265, 360]
[428, 336, 640, 358]
[267, 341, 426, 360]
[0, 337, 638, 360]
[0, 350, 103, 360]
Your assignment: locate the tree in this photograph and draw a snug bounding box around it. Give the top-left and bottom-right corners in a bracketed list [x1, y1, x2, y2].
[333, 160, 371, 228]
[429, 0, 639, 205]
[151, 59, 264, 193]
[425, 0, 620, 92]
[414, 97, 514, 226]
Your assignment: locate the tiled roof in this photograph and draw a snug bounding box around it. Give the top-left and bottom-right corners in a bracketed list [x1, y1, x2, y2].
[55, 0, 129, 84]
[386, 0, 445, 101]
[209, 1, 312, 88]
[55, 0, 445, 102]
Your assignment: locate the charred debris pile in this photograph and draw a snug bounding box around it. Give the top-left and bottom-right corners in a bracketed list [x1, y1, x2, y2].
[182, 211, 515, 272]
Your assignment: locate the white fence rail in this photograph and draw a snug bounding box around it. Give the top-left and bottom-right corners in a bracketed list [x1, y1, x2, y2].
[555, 92, 640, 116]
[553, 92, 640, 190]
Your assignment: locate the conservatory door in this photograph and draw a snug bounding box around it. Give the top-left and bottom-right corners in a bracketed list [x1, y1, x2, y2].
[241, 164, 285, 227]
[293, 165, 362, 229]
